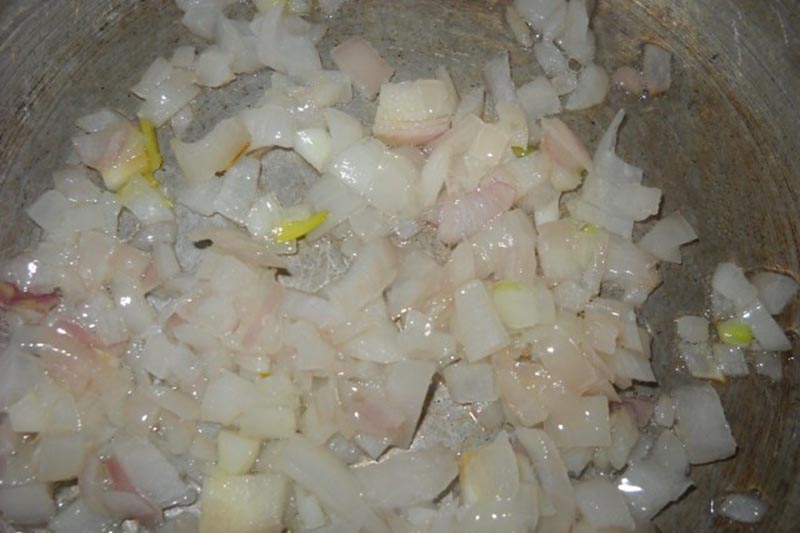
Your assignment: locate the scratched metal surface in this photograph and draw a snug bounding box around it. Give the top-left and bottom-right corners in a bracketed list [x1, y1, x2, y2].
[1, 1, 800, 532]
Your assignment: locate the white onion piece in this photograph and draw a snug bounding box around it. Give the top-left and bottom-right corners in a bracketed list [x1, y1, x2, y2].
[330, 36, 394, 100]
[492, 282, 555, 330]
[453, 85, 486, 123]
[216, 16, 262, 74]
[534, 41, 569, 78]
[739, 299, 791, 351]
[33, 432, 86, 482]
[753, 350, 783, 381]
[294, 128, 334, 172]
[355, 446, 458, 509]
[305, 175, 367, 239]
[0, 348, 43, 411]
[672, 382, 736, 464]
[279, 436, 389, 533]
[171, 116, 250, 183]
[181, 4, 220, 40]
[483, 51, 516, 108]
[453, 280, 510, 362]
[541, 117, 592, 174]
[505, 5, 533, 47]
[679, 341, 723, 381]
[0, 483, 55, 526]
[643, 43, 671, 95]
[638, 211, 697, 263]
[331, 138, 419, 217]
[49, 499, 114, 533]
[593, 109, 643, 184]
[718, 493, 767, 524]
[751, 271, 799, 315]
[111, 435, 189, 507]
[565, 64, 609, 110]
[675, 315, 709, 343]
[713, 343, 749, 376]
[608, 405, 639, 469]
[575, 478, 635, 531]
[213, 156, 259, 224]
[604, 235, 660, 305]
[651, 428, 689, 475]
[198, 472, 289, 533]
[543, 395, 610, 448]
[617, 461, 692, 521]
[560, 0, 594, 64]
[131, 57, 173, 99]
[516, 428, 576, 531]
[460, 432, 519, 506]
[436, 178, 516, 244]
[325, 238, 397, 313]
[373, 79, 455, 146]
[253, 5, 321, 76]
[76, 108, 126, 133]
[194, 46, 235, 87]
[654, 394, 675, 427]
[324, 108, 364, 156]
[612, 65, 645, 96]
[138, 68, 200, 128]
[517, 77, 561, 119]
[170, 45, 196, 69]
[443, 363, 497, 404]
[513, 0, 564, 33]
[170, 104, 194, 137]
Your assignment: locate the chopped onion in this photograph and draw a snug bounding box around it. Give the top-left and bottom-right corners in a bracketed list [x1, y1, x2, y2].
[330, 36, 394, 100]
[374, 79, 455, 146]
[453, 280, 510, 361]
[517, 77, 561, 119]
[543, 395, 610, 448]
[718, 493, 767, 524]
[638, 211, 697, 263]
[513, 0, 564, 34]
[672, 382, 736, 464]
[505, 5, 533, 47]
[612, 65, 644, 96]
[534, 41, 569, 78]
[750, 271, 799, 315]
[560, 0, 594, 64]
[574, 478, 635, 531]
[443, 363, 497, 404]
[355, 446, 458, 509]
[483, 51, 517, 108]
[642, 43, 671, 95]
[252, 5, 322, 76]
[565, 64, 609, 111]
[675, 315, 709, 343]
[453, 85, 486, 123]
[0, 483, 55, 526]
[194, 46, 235, 87]
[138, 68, 200, 128]
[171, 116, 250, 183]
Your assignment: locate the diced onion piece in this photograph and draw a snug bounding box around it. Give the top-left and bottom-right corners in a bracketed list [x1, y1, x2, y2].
[354, 446, 458, 509]
[453, 85, 486, 123]
[436, 178, 516, 244]
[543, 395, 611, 448]
[324, 108, 364, 156]
[0, 483, 55, 526]
[575, 478, 635, 531]
[713, 343, 749, 377]
[612, 65, 645, 96]
[111, 435, 189, 506]
[330, 138, 419, 217]
[679, 341, 723, 381]
[459, 432, 519, 505]
[643, 43, 671, 95]
[751, 271, 799, 315]
[279, 436, 389, 533]
[753, 350, 783, 381]
[294, 128, 333, 172]
[217, 430, 261, 475]
[492, 281, 555, 329]
[541, 117, 592, 174]
[675, 315, 709, 344]
[517, 77, 561, 119]
[373, 79, 455, 146]
[505, 5, 533, 47]
[117, 175, 174, 224]
[453, 280, 510, 362]
[138, 68, 200, 128]
[74, 121, 149, 191]
[672, 382, 736, 464]
[443, 363, 497, 404]
[76, 108, 126, 133]
[560, 0, 594, 64]
[513, 0, 564, 33]
[171, 117, 250, 183]
[199, 472, 289, 533]
[638, 211, 698, 263]
[330, 36, 394, 100]
[241, 104, 295, 150]
[718, 493, 768, 524]
[534, 40, 568, 77]
[483, 51, 516, 107]
[253, 5, 322, 75]
[195, 46, 235, 88]
[565, 64, 609, 111]
[618, 461, 692, 521]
